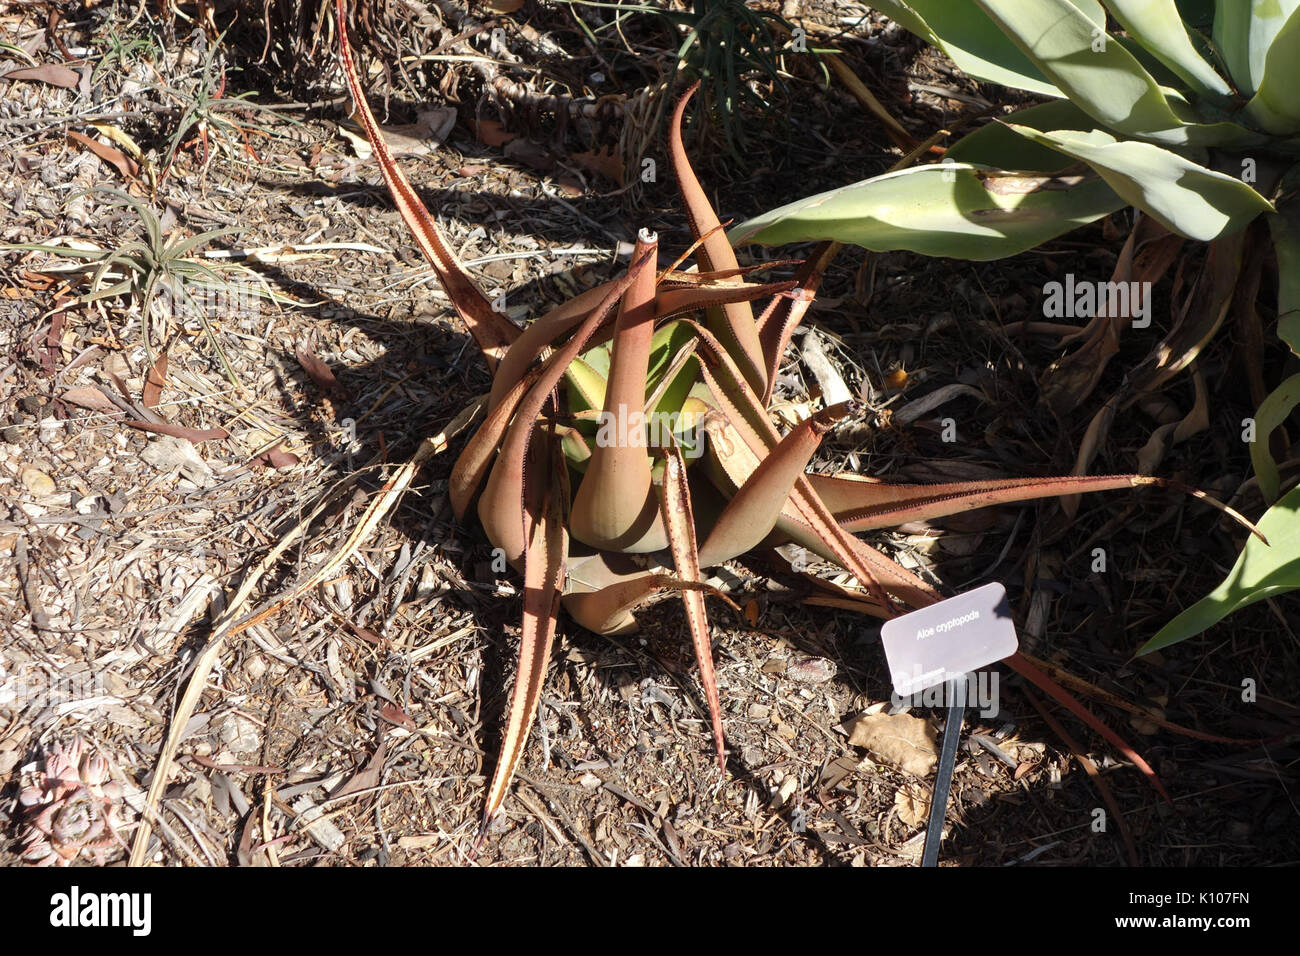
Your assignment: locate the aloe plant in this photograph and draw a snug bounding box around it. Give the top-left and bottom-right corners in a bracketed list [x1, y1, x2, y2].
[335, 0, 1266, 829]
[0, 187, 295, 389]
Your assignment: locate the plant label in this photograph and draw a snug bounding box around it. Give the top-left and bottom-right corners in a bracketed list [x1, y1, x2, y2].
[880, 582, 1018, 698]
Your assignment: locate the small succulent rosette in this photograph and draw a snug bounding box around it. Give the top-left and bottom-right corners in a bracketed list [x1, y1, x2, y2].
[17, 737, 126, 866]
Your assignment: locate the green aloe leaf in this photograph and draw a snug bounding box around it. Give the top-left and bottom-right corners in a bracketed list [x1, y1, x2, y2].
[166, 226, 242, 260]
[1139, 483, 1300, 653]
[565, 354, 608, 412]
[869, 0, 1065, 97]
[1103, 0, 1232, 99]
[646, 320, 697, 397]
[1249, 373, 1300, 503]
[729, 162, 1125, 260]
[976, 0, 1242, 146]
[1244, 6, 1300, 133]
[1005, 124, 1275, 239]
[1213, 0, 1300, 98]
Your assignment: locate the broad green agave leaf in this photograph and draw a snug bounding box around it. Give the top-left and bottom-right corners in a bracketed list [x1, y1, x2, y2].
[1005, 124, 1275, 239]
[729, 162, 1125, 260]
[945, 99, 1117, 171]
[1269, 180, 1300, 354]
[1213, 0, 1300, 98]
[868, 0, 1065, 97]
[1244, 6, 1300, 134]
[975, 0, 1246, 147]
[1249, 373, 1300, 503]
[1104, 0, 1232, 99]
[1139, 483, 1300, 653]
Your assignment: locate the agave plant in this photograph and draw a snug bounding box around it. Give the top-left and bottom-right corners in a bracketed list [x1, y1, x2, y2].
[335, 0, 1265, 828]
[735, 0, 1300, 647]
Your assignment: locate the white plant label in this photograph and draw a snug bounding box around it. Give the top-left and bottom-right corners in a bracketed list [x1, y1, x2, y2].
[880, 582, 1018, 698]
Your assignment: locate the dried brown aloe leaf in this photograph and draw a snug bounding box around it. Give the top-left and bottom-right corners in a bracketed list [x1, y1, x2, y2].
[1006, 652, 1170, 803]
[653, 279, 797, 320]
[698, 402, 853, 567]
[669, 83, 767, 396]
[488, 280, 621, 410]
[479, 249, 655, 566]
[570, 229, 667, 553]
[659, 443, 725, 770]
[486, 278, 793, 412]
[482, 431, 568, 828]
[450, 367, 544, 523]
[756, 241, 840, 403]
[336, 0, 519, 370]
[687, 320, 912, 610]
[562, 570, 737, 636]
[1041, 214, 1182, 416]
[807, 472, 1162, 532]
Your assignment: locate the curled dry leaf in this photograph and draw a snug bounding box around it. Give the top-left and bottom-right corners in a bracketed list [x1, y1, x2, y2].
[140, 435, 216, 487]
[798, 332, 851, 407]
[61, 387, 118, 413]
[294, 341, 348, 399]
[846, 711, 939, 777]
[329, 740, 389, 801]
[504, 138, 554, 172]
[379, 701, 418, 731]
[252, 441, 300, 470]
[4, 63, 79, 89]
[142, 349, 168, 410]
[1128, 703, 1166, 736]
[66, 130, 140, 181]
[894, 383, 985, 426]
[340, 107, 457, 158]
[570, 146, 626, 187]
[472, 118, 517, 148]
[894, 783, 931, 827]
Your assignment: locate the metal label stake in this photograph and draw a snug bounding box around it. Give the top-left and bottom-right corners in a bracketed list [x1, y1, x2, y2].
[922, 675, 966, 867]
[879, 583, 1019, 869]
